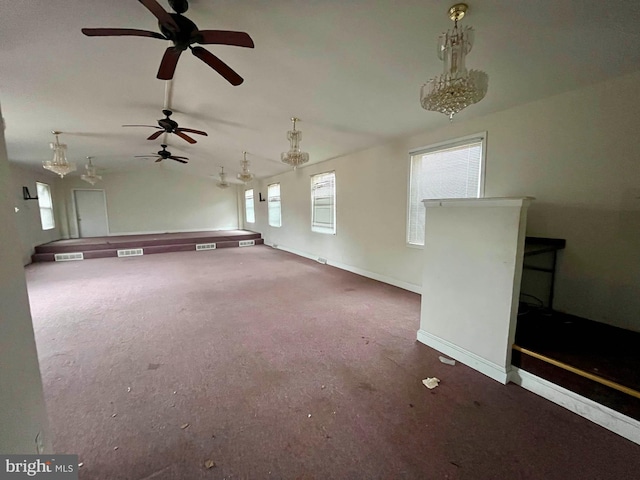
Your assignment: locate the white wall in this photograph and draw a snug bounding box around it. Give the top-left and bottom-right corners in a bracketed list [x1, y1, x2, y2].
[9, 164, 64, 265]
[0, 105, 50, 453]
[249, 71, 640, 332]
[60, 167, 239, 237]
[419, 198, 530, 383]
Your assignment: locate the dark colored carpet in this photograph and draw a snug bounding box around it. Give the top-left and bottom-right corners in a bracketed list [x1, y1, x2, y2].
[25, 246, 640, 480]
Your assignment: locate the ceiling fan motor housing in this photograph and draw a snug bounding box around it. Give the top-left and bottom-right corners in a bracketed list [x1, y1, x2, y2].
[168, 0, 189, 14]
[160, 14, 198, 50]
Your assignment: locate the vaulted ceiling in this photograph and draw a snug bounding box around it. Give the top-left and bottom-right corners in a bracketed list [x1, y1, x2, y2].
[2, 0, 640, 183]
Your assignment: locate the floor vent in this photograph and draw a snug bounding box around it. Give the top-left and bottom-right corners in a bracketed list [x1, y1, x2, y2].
[239, 240, 255, 247]
[196, 243, 217, 251]
[54, 252, 84, 262]
[317, 257, 328, 264]
[117, 248, 143, 257]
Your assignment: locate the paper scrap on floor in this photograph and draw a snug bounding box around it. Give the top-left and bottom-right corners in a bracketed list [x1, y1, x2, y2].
[422, 377, 440, 389]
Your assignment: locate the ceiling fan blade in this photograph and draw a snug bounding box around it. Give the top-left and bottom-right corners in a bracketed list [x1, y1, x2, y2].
[155, 158, 164, 162]
[176, 127, 208, 136]
[123, 124, 161, 128]
[138, 0, 180, 32]
[169, 157, 189, 164]
[170, 156, 189, 160]
[82, 28, 166, 40]
[147, 130, 165, 140]
[134, 155, 157, 158]
[191, 46, 243, 86]
[174, 131, 197, 144]
[196, 30, 255, 48]
[157, 47, 183, 80]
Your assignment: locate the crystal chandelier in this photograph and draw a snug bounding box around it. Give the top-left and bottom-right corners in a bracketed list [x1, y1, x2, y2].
[281, 117, 309, 169]
[217, 166, 229, 189]
[43, 131, 76, 178]
[81, 157, 102, 185]
[236, 151, 254, 183]
[420, 3, 488, 120]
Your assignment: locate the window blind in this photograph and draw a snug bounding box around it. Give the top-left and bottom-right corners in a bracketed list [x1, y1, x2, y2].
[408, 139, 483, 245]
[268, 183, 281, 227]
[311, 172, 336, 234]
[36, 182, 55, 230]
[244, 189, 255, 223]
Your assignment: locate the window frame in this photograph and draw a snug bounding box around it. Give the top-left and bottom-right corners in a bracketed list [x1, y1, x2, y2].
[406, 133, 486, 247]
[267, 183, 282, 228]
[36, 182, 55, 230]
[310, 171, 336, 235]
[244, 188, 255, 224]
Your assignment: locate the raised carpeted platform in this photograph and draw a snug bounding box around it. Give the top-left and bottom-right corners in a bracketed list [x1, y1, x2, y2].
[31, 230, 263, 262]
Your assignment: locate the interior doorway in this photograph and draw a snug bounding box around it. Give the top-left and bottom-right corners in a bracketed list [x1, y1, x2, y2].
[73, 189, 109, 237]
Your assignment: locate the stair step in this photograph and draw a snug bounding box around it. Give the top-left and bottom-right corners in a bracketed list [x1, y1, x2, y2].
[31, 236, 265, 263]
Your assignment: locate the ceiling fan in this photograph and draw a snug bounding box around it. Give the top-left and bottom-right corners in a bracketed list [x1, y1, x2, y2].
[135, 144, 189, 163]
[82, 0, 254, 84]
[123, 109, 207, 144]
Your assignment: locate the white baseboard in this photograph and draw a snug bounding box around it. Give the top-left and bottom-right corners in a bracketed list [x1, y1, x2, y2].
[510, 368, 640, 445]
[271, 244, 421, 294]
[416, 329, 510, 384]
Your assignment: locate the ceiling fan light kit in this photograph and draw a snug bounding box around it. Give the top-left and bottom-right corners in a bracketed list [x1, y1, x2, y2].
[281, 117, 309, 169]
[43, 131, 76, 178]
[420, 3, 488, 120]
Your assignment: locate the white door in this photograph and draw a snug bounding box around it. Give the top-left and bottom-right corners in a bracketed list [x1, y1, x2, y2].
[74, 190, 109, 237]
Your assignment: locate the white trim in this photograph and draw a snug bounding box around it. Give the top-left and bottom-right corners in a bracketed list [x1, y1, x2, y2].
[272, 244, 421, 294]
[510, 367, 640, 445]
[422, 197, 535, 208]
[408, 132, 487, 156]
[417, 329, 510, 384]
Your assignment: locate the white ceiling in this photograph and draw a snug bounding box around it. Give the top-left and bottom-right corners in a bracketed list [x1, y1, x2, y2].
[2, 0, 640, 183]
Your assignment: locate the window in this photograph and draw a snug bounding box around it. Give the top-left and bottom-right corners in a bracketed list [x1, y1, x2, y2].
[268, 183, 281, 227]
[311, 171, 336, 234]
[36, 182, 55, 230]
[407, 135, 485, 246]
[244, 189, 255, 223]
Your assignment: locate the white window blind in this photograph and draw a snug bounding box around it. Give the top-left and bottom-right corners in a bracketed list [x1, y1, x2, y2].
[267, 183, 281, 227]
[407, 137, 484, 245]
[36, 182, 55, 230]
[244, 189, 255, 224]
[311, 171, 336, 234]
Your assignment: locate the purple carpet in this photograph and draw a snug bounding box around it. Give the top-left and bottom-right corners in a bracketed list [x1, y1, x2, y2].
[25, 246, 639, 479]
